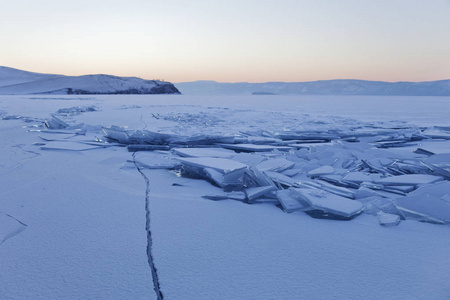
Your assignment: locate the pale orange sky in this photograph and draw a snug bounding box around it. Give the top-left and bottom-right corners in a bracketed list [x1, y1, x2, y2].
[1, 0, 449, 83]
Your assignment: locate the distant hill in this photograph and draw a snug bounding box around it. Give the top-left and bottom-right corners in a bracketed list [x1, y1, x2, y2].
[0, 66, 180, 95]
[175, 79, 450, 96]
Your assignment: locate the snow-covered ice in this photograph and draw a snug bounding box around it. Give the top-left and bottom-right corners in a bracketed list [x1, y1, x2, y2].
[1, 94, 450, 299]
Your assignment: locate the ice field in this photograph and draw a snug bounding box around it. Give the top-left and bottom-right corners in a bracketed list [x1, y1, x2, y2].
[1, 94, 450, 299]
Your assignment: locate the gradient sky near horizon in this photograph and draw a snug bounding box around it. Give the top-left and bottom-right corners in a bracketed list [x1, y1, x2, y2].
[1, 0, 449, 83]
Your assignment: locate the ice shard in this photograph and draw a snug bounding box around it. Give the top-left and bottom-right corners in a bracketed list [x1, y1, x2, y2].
[307, 165, 335, 177]
[303, 180, 355, 199]
[204, 168, 227, 188]
[342, 172, 373, 184]
[232, 153, 267, 165]
[421, 162, 450, 180]
[133, 152, 178, 169]
[409, 181, 450, 198]
[424, 153, 450, 166]
[102, 127, 130, 144]
[363, 197, 401, 216]
[128, 145, 170, 151]
[395, 193, 450, 224]
[256, 158, 295, 172]
[172, 147, 236, 158]
[171, 135, 235, 146]
[220, 143, 292, 152]
[202, 192, 246, 201]
[375, 174, 443, 186]
[245, 186, 278, 202]
[176, 157, 248, 189]
[44, 115, 69, 129]
[282, 168, 302, 177]
[377, 212, 401, 227]
[244, 166, 275, 188]
[276, 189, 311, 213]
[40, 141, 104, 151]
[294, 188, 363, 218]
[265, 171, 301, 187]
[38, 132, 77, 141]
[175, 157, 248, 174]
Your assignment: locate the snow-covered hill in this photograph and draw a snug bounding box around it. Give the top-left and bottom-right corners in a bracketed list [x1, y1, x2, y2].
[176, 79, 450, 96]
[0, 66, 61, 87]
[0, 66, 180, 95]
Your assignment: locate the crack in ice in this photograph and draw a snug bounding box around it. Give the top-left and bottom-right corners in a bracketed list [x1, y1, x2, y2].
[132, 152, 164, 300]
[0, 211, 28, 246]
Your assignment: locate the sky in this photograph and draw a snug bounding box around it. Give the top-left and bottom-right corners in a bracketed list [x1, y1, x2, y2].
[1, 0, 449, 83]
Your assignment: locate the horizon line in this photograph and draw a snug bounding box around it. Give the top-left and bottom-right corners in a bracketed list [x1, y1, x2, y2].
[1, 65, 449, 85]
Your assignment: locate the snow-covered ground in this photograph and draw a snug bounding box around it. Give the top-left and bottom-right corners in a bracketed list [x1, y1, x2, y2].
[1, 94, 450, 299]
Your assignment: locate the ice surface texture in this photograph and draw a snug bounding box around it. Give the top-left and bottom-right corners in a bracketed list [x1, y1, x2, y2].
[11, 100, 448, 232]
[2, 95, 450, 299]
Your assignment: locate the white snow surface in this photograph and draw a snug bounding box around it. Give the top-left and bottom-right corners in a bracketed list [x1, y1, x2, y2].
[0, 66, 60, 87]
[1, 94, 450, 299]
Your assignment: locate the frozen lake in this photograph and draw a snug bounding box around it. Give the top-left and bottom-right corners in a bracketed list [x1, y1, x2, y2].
[1, 94, 450, 299]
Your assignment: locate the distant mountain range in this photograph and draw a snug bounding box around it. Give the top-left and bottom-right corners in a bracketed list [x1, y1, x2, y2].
[2, 66, 449, 96]
[175, 79, 450, 96]
[0, 66, 180, 95]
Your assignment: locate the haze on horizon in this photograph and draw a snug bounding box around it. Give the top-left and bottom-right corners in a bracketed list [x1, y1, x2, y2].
[1, 0, 449, 83]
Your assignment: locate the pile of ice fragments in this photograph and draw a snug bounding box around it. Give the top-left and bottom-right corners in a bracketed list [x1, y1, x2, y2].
[101, 123, 450, 227]
[33, 113, 450, 227]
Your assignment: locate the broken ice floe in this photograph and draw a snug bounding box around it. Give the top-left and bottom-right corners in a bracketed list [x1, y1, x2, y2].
[220, 143, 292, 152]
[132, 151, 179, 170]
[202, 191, 246, 201]
[293, 188, 363, 218]
[34, 118, 113, 152]
[172, 147, 235, 158]
[395, 193, 450, 224]
[276, 189, 311, 213]
[102, 126, 235, 149]
[175, 157, 248, 189]
[375, 174, 443, 186]
[1, 111, 43, 123]
[308, 165, 335, 177]
[40, 141, 107, 151]
[28, 114, 450, 226]
[44, 115, 70, 129]
[98, 123, 450, 226]
[56, 105, 99, 116]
